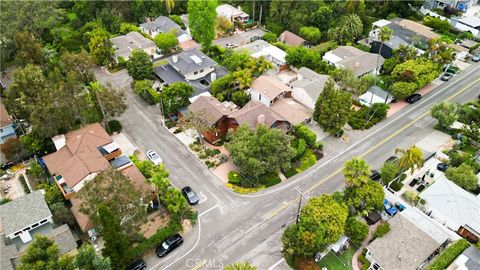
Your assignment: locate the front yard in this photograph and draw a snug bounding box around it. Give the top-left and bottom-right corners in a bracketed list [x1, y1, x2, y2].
[318, 247, 357, 270]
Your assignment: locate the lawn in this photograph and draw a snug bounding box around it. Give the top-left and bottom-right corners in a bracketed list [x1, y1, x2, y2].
[284, 149, 318, 178]
[318, 246, 357, 270]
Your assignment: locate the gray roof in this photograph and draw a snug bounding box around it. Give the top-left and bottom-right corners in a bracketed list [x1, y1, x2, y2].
[16, 224, 77, 255]
[367, 85, 390, 100]
[367, 215, 441, 270]
[0, 190, 52, 236]
[140, 16, 187, 37]
[0, 237, 17, 270]
[383, 35, 409, 50]
[235, 40, 271, 55]
[290, 67, 330, 101]
[464, 246, 480, 270]
[110, 31, 156, 58]
[167, 48, 217, 75]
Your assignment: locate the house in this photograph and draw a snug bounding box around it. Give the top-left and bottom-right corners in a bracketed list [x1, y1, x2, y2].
[110, 31, 157, 61]
[228, 100, 290, 131]
[235, 40, 287, 67]
[140, 16, 191, 43]
[323, 46, 384, 77]
[216, 4, 249, 23]
[447, 246, 480, 269]
[0, 102, 16, 144]
[270, 98, 312, 125]
[450, 16, 480, 36]
[370, 18, 440, 50]
[359, 86, 394, 107]
[42, 123, 122, 199]
[370, 35, 410, 59]
[288, 67, 331, 110]
[279, 30, 309, 47]
[0, 190, 78, 269]
[365, 208, 455, 270]
[250, 75, 292, 106]
[424, 0, 478, 12]
[154, 48, 228, 96]
[419, 175, 480, 243]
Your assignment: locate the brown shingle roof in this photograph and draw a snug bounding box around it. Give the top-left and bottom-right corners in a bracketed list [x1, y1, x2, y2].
[187, 96, 231, 126]
[43, 123, 112, 188]
[270, 98, 311, 125]
[229, 100, 286, 128]
[279, 30, 306, 46]
[250, 75, 291, 100]
[0, 102, 12, 128]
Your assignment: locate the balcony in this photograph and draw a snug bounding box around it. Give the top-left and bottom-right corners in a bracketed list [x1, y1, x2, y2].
[52, 175, 75, 200]
[98, 142, 122, 161]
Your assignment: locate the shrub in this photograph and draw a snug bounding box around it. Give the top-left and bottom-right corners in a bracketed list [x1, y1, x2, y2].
[226, 183, 265, 194]
[390, 180, 403, 191]
[427, 239, 470, 270]
[358, 249, 371, 270]
[297, 149, 317, 172]
[402, 190, 420, 205]
[293, 138, 307, 160]
[372, 222, 390, 240]
[260, 173, 281, 187]
[108, 120, 122, 134]
[292, 124, 317, 147]
[345, 217, 369, 245]
[27, 161, 44, 178]
[0, 198, 12, 205]
[262, 32, 278, 43]
[18, 174, 31, 194]
[228, 171, 241, 184]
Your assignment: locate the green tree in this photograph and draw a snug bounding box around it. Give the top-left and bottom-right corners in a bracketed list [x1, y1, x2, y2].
[13, 31, 44, 66]
[299, 26, 322, 44]
[345, 217, 369, 245]
[343, 158, 371, 187]
[428, 38, 456, 65]
[226, 124, 295, 183]
[75, 244, 112, 270]
[161, 0, 176, 16]
[161, 82, 195, 115]
[88, 27, 113, 66]
[224, 262, 258, 270]
[292, 124, 317, 147]
[50, 202, 76, 225]
[60, 50, 95, 84]
[232, 91, 251, 107]
[97, 204, 130, 270]
[216, 16, 234, 36]
[89, 82, 127, 132]
[373, 26, 394, 86]
[445, 163, 478, 191]
[262, 32, 278, 43]
[395, 146, 424, 174]
[431, 102, 458, 129]
[38, 183, 64, 206]
[313, 79, 353, 136]
[17, 236, 74, 270]
[391, 81, 417, 99]
[380, 161, 400, 185]
[126, 49, 153, 80]
[78, 169, 147, 238]
[372, 222, 390, 239]
[154, 31, 179, 52]
[150, 165, 171, 206]
[328, 14, 363, 44]
[423, 16, 452, 33]
[344, 181, 384, 215]
[188, 0, 217, 49]
[119, 22, 140, 34]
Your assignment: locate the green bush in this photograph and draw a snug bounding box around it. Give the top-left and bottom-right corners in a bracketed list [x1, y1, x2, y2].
[427, 239, 470, 270]
[0, 198, 12, 205]
[228, 171, 241, 184]
[315, 141, 324, 151]
[345, 217, 369, 245]
[18, 174, 31, 194]
[262, 32, 278, 43]
[259, 173, 281, 187]
[292, 124, 317, 147]
[108, 120, 122, 134]
[293, 138, 307, 160]
[349, 104, 389, 130]
[372, 222, 390, 240]
[390, 180, 403, 191]
[358, 249, 371, 270]
[297, 149, 317, 172]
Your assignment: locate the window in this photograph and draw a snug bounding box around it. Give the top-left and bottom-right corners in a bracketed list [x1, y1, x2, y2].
[194, 71, 198, 75]
[199, 69, 204, 73]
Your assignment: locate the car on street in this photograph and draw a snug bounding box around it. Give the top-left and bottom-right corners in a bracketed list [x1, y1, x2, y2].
[156, 234, 183, 257]
[370, 170, 381, 181]
[441, 72, 454, 81]
[147, 150, 163, 165]
[472, 54, 480, 62]
[250, 35, 261, 42]
[406, 93, 422, 104]
[437, 162, 448, 172]
[126, 259, 147, 270]
[182, 186, 200, 205]
[225, 43, 237, 49]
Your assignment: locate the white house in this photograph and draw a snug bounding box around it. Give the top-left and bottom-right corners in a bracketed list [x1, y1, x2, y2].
[236, 40, 287, 67]
[323, 46, 384, 77]
[140, 16, 191, 42]
[216, 4, 249, 22]
[289, 67, 331, 110]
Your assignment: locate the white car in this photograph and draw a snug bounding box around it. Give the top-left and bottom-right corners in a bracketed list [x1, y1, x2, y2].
[225, 43, 237, 49]
[147, 150, 163, 165]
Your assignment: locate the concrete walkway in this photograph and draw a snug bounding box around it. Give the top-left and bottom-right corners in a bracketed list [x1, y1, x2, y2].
[351, 222, 380, 270]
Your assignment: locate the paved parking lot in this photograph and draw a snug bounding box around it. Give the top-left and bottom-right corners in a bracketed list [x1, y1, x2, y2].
[213, 28, 266, 48]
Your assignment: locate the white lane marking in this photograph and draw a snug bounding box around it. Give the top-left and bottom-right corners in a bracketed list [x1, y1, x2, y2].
[268, 258, 285, 270]
[241, 65, 480, 198]
[198, 191, 207, 204]
[198, 204, 218, 218]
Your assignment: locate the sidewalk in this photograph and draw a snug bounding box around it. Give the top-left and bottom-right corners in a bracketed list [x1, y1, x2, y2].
[387, 82, 440, 117]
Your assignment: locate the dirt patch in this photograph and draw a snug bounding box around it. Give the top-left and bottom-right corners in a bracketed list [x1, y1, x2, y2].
[140, 211, 171, 238]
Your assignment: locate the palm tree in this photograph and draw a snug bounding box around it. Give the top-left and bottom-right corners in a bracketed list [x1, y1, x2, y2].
[343, 158, 371, 187]
[342, 13, 363, 42]
[224, 262, 258, 270]
[161, 0, 175, 16]
[233, 69, 253, 90]
[395, 146, 424, 174]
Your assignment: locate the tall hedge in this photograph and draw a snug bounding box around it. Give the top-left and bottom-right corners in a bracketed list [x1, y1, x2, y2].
[427, 239, 470, 270]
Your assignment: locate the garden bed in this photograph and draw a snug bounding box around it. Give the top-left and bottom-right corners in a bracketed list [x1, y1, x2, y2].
[284, 149, 321, 178]
[188, 141, 227, 169]
[226, 171, 281, 193]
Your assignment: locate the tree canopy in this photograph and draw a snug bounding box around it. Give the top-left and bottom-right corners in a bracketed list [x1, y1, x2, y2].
[188, 0, 217, 49]
[343, 158, 371, 187]
[431, 102, 458, 129]
[395, 146, 424, 174]
[445, 163, 478, 192]
[75, 244, 112, 270]
[161, 82, 195, 115]
[126, 49, 153, 80]
[154, 31, 179, 52]
[18, 236, 74, 270]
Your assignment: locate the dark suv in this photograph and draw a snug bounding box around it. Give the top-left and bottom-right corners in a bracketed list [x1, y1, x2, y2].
[126, 259, 147, 270]
[156, 234, 183, 257]
[406, 94, 422, 104]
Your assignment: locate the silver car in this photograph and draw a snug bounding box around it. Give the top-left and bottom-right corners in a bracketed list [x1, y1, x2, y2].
[147, 150, 163, 165]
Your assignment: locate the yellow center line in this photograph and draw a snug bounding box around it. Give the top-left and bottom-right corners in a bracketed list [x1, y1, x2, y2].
[265, 77, 480, 221]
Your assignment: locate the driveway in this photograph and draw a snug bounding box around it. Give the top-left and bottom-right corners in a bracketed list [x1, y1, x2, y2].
[213, 28, 266, 47]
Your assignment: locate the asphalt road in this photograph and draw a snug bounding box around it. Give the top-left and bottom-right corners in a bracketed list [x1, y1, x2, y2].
[94, 62, 480, 270]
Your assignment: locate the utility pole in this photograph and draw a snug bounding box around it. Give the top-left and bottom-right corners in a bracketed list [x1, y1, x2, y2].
[252, 0, 256, 23]
[157, 89, 165, 126]
[259, 4, 263, 27]
[294, 186, 310, 224]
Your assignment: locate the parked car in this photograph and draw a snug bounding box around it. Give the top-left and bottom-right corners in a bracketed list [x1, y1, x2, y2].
[250, 36, 261, 42]
[225, 43, 237, 49]
[472, 54, 480, 62]
[181, 186, 200, 205]
[406, 93, 422, 104]
[126, 259, 147, 270]
[147, 150, 163, 165]
[437, 162, 448, 172]
[156, 234, 183, 257]
[441, 72, 454, 81]
[370, 170, 381, 181]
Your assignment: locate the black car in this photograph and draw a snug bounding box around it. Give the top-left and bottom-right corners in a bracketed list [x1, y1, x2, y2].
[126, 259, 147, 270]
[370, 170, 381, 181]
[406, 93, 422, 104]
[156, 234, 183, 257]
[437, 163, 448, 172]
[440, 72, 454, 81]
[181, 186, 200, 205]
[385, 156, 399, 164]
[250, 35, 261, 42]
